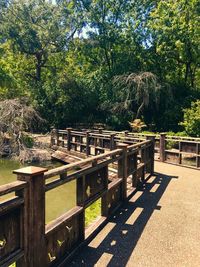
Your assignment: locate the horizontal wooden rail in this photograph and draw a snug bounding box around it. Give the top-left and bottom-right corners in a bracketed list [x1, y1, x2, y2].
[127, 140, 151, 150]
[0, 196, 24, 215]
[0, 181, 27, 197]
[65, 129, 200, 169]
[44, 149, 122, 179]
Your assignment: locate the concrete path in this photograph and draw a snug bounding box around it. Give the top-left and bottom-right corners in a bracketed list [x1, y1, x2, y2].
[70, 162, 200, 267]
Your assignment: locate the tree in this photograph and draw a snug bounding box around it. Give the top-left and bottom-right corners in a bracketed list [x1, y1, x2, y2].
[113, 72, 161, 119]
[1, 0, 77, 83]
[149, 0, 200, 87]
[0, 0, 199, 133]
[0, 98, 44, 156]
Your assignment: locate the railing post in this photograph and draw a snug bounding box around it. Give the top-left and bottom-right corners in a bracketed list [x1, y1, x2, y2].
[50, 127, 56, 147]
[14, 166, 47, 267]
[197, 143, 200, 168]
[124, 130, 129, 136]
[66, 127, 72, 151]
[86, 131, 90, 156]
[117, 143, 128, 200]
[110, 134, 115, 150]
[146, 135, 155, 174]
[160, 133, 166, 162]
[98, 128, 104, 149]
[98, 127, 104, 134]
[54, 128, 59, 146]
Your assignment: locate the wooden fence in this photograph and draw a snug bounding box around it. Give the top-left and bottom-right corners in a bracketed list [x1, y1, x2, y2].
[53, 129, 200, 169]
[0, 138, 154, 266]
[124, 132, 200, 169]
[50, 128, 151, 157]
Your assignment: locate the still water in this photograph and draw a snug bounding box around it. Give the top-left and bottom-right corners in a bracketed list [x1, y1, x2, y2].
[0, 159, 76, 223]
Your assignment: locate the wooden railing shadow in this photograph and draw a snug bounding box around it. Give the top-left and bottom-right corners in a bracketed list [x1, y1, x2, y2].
[70, 172, 178, 267]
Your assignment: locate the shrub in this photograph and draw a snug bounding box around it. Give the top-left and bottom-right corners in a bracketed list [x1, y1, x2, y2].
[129, 119, 147, 132]
[180, 100, 200, 137]
[21, 134, 34, 148]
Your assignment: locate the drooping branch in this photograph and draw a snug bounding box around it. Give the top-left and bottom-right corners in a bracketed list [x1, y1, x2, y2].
[113, 72, 161, 118]
[0, 98, 45, 157]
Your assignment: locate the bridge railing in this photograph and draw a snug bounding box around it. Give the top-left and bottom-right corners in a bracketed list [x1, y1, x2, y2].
[0, 139, 154, 266]
[55, 129, 200, 169]
[158, 133, 200, 168]
[50, 128, 148, 157]
[0, 180, 27, 266]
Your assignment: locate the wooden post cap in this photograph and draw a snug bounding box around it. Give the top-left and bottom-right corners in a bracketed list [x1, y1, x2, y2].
[117, 143, 128, 148]
[13, 166, 48, 176]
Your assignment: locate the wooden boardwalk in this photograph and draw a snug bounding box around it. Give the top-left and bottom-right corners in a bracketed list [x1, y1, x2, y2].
[70, 162, 200, 267]
[1, 130, 200, 267]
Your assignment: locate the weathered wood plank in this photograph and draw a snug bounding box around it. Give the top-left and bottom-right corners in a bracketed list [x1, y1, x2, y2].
[0, 249, 24, 267]
[0, 197, 24, 215]
[45, 206, 83, 236]
[0, 181, 27, 197]
[45, 149, 122, 179]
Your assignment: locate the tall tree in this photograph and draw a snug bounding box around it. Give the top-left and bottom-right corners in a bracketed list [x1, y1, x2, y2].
[149, 0, 200, 87]
[1, 0, 77, 82]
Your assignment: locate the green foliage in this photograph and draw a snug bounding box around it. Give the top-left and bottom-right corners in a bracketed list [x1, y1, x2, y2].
[129, 119, 147, 132]
[165, 131, 188, 137]
[85, 199, 101, 227]
[21, 134, 34, 148]
[0, 0, 199, 134]
[149, 0, 200, 87]
[180, 100, 200, 137]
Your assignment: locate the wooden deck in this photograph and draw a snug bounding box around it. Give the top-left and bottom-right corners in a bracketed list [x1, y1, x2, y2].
[70, 161, 200, 267]
[1, 132, 199, 267]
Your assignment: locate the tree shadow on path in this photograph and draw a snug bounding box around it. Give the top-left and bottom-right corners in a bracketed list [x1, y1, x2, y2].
[70, 172, 178, 267]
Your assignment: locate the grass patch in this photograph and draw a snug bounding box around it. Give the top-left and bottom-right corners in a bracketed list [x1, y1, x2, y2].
[85, 198, 101, 227]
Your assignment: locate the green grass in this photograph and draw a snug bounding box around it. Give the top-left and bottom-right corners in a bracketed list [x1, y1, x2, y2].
[85, 198, 101, 227]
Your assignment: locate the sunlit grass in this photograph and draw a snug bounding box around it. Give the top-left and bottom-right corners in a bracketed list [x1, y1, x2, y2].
[85, 198, 101, 227]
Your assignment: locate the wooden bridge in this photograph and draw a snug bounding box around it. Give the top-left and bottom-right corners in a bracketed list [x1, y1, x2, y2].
[0, 129, 199, 267]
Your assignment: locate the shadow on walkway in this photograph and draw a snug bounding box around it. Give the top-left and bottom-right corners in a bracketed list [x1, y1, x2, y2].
[71, 172, 178, 267]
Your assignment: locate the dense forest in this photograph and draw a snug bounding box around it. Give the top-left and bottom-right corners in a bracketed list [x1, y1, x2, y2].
[0, 0, 200, 135]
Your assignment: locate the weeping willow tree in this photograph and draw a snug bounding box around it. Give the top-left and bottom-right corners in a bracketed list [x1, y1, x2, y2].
[0, 98, 45, 157]
[113, 72, 161, 120]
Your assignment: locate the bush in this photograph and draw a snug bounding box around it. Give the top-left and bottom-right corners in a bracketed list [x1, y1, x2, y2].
[180, 100, 200, 137]
[21, 134, 34, 148]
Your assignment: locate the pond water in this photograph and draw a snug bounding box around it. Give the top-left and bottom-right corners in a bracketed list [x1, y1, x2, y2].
[0, 158, 76, 223]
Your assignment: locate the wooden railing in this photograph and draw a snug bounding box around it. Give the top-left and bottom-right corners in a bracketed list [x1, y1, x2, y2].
[0, 139, 154, 266]
[53, 129, 200, 169]
[50, 128, 149, 157]
[158, 133, 200, 168]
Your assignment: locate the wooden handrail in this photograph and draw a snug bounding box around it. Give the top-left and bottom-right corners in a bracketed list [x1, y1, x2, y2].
[127, 140, 151, 150]
[0, 180, 27, 196]
[44, 149, 122, 179]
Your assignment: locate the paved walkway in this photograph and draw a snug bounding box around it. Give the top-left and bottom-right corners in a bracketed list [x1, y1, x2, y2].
[70, 162, 200, 267]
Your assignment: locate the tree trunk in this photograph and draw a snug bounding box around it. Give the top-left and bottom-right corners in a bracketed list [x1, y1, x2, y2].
[35, 53, 42, 81]
[136, 101, 144, 119]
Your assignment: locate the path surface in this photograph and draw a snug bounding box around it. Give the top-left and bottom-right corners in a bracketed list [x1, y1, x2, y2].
[70, 162, 200, 267]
